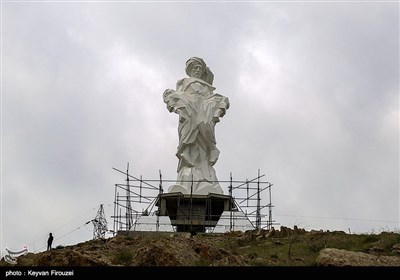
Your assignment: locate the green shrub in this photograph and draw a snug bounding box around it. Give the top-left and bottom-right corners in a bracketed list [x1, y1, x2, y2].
[113, 248, 133, 265]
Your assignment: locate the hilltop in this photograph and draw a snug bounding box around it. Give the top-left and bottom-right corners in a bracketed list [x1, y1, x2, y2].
[2, 227, 400, 266]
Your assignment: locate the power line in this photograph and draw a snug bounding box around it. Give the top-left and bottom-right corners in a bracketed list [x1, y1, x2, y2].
[28, 207, 97, 252]
[276, 214, 399, 224]
[31, 204, 113, 252]
[34, 221, 91, 252]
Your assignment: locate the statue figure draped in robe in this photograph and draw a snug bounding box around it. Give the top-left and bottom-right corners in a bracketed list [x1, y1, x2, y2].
[163, 57, 230, 195]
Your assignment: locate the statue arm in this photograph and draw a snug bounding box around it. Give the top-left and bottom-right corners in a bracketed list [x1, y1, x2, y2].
[212, 94, 230, 122]
[163, 89, 178, 113]
[218, 96, 230, 117]
[163, 78, 187, 113]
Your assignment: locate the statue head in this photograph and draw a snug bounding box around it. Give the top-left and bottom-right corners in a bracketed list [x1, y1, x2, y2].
[185, 57, 214, 85]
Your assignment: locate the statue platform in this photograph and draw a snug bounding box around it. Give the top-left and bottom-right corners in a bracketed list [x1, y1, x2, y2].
[155, 192, 234, 233]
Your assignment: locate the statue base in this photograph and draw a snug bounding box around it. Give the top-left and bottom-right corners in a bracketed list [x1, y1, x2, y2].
[155, 192, 234, 233]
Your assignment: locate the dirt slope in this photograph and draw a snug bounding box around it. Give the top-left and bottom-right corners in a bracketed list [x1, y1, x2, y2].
[2, 228, 400, 266]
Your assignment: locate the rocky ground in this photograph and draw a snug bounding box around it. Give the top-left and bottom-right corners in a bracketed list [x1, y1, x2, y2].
[2, 227, 400, 266]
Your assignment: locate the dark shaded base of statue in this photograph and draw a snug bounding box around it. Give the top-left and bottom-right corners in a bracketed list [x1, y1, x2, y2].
[155, 192, 234, 233]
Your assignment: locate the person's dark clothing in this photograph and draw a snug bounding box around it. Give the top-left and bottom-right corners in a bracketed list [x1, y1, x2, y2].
[47, 233, 53, 251]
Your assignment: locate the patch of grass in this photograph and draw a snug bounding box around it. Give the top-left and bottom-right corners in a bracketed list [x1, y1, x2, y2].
[195, 259, 211, 266]
[270, 252, 278, 259]
[218, 237, 239, 253]
[363, 234, 380, 244]
[316, 233, 359, 251]
[287, 238, 319, 266]
[112, 248, 134, 265]
[307, 234, 329, 253]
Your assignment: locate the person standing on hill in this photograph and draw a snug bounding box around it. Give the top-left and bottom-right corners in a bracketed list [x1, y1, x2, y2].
[47, 233, 53, 251]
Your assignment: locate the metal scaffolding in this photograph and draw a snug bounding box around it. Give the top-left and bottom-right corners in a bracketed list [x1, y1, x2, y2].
[111, 164, 278, 235]
[111, 164, 161, 235]
[224, 169, 275, 230]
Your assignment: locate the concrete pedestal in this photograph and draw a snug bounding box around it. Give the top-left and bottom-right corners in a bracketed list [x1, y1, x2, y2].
[155, 192, 234, 233]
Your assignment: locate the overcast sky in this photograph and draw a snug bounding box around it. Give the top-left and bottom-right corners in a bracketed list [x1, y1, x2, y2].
[1, 1, 399, 254]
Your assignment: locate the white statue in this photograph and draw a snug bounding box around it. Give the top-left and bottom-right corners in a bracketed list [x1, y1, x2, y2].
[163, 57, 230, 195]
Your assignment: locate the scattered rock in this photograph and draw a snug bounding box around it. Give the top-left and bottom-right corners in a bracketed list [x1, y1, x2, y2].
[134, 243, 181, 266]
[367, 245, 385, 255]
[212, 254, 247, 266]
[36, 249, 109, 266]
[332, 231, 347, 235]
[392, 243, 400, 255]
[317, 248, 400, 266]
